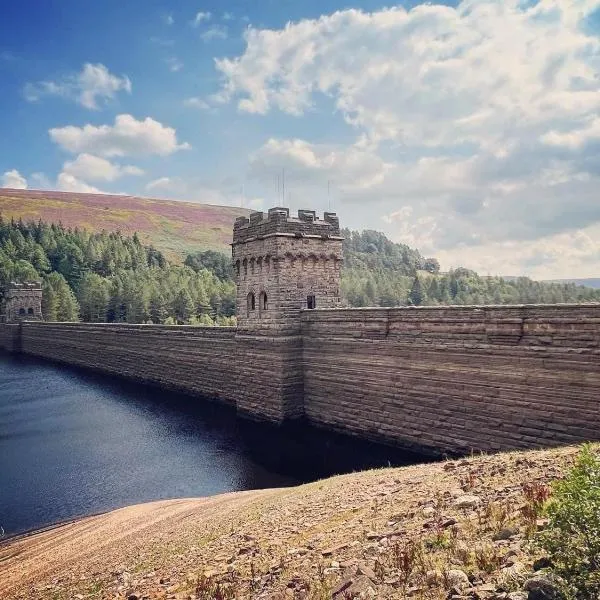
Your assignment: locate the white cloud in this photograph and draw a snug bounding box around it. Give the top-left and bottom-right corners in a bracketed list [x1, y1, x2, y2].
[222, 12, 234, 21]
[150, 37, 175, 47]
[146, 177, 175, 192]
[56, 172, 104, 194]
[25, 63, 131, 110]
[541, 116, 600, 150]
[49, 114, 191, 157]
[250, 138, 391, 191]
[163, 13, 174, 26]
[166, 57, 183, 72]
[30, 172, 53, 189]
[145, 176, 263, 208]
[200, 25, 228, 42]
[62, 153, 144, 182]
[432, 225, 600, 280]
[1, 169, 27, 189]
[216, 1, 600, 142]
[192, 11, 211, 26]
[217, 0, 600, 277]
[183, 97, 211, 110]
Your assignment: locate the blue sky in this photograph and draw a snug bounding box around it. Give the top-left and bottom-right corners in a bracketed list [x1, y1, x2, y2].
[1, 0, 600, 278]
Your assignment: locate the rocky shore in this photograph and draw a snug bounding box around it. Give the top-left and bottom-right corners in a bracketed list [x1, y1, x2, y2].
[0, 445, 579, 600]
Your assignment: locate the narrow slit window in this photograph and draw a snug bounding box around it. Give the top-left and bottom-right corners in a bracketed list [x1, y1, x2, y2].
[260, 291, 268, 311]
[247, 292, 256, 316]
[307, 295, 316, 310]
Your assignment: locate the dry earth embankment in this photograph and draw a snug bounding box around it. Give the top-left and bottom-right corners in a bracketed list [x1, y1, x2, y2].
[0, 446, 579, 600]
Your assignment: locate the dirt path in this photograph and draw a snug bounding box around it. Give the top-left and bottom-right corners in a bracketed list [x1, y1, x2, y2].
[0, 490, 281, 599]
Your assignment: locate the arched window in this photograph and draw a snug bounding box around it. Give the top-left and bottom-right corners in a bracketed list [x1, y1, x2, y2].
[27, 307, 34, 315]
[247, 292, 255, 316]
[259, 291, 268, 312]
[307, 295, 316, 310]
[18, 308, 26, 315]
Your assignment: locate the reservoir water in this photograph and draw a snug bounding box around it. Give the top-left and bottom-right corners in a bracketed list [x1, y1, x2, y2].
[0, 353, 425, 537]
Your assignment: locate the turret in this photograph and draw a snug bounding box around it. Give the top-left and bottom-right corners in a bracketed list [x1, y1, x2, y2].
[4, 281, 43, 322]
[232, 207, 343, 334]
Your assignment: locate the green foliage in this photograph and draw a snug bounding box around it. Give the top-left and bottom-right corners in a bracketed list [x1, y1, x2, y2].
[538, 444, 600, 600]
[185, 250, 233, 280]
[0, 216, 236, 326]
[42, 272, 80, 322]
[409, 276, 425, 306]
[78, 272, 110, 322]
[339, 229, 600, 307]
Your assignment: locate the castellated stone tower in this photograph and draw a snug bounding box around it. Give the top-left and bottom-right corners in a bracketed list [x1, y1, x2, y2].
[232, 207, 344, 334]
[4, 281, 43, 322]
[231, 207, 343, 423]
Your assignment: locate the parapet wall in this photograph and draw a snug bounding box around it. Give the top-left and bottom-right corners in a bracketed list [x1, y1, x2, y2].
[18, 322, 240, 403]
[301, 305, 600, 455]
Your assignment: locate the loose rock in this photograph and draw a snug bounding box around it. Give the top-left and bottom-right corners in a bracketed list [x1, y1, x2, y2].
[523, 575, 565, 600]
[446, 569, 471, 591]
[454, 495, 481, 509]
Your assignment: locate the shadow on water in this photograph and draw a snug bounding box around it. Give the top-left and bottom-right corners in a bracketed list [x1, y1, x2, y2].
[0, 352, 430, 536]
[44, 356, 430, 481]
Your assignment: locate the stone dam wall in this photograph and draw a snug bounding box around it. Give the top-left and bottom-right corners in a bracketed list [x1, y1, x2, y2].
[301, 305, 600, 454]
[0, 323, 20, 352]
[1, 304, 599, 455]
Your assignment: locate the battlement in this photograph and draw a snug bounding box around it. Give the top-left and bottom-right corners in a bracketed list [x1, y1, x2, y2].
[6, 281, 43, 297]
[233, 208, 341, 245]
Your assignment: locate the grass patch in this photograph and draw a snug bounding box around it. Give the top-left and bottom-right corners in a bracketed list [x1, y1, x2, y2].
[537, 443, 600, 600]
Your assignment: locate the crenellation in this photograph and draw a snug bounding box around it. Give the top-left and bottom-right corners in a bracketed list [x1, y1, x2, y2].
[232, 208, 342, 245]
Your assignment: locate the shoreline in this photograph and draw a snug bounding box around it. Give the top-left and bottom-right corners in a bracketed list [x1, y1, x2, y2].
[0, 445, 582, 600]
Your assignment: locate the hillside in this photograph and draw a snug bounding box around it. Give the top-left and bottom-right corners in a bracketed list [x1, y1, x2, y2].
[544, 278, 600, 289]
[1, 444, 594, 600]
[0, 188, 248, 260]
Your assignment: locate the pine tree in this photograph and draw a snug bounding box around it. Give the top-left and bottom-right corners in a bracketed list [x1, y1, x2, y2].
[409, 277, 425, 306]
[173, 288, 195, 324]
[149, 289, 168, 324]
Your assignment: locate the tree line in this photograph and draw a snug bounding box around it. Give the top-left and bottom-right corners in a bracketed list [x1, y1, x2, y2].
[0, 217, 236, 325]
[341, 230, 600, 306]
[1, 217, 599, 324]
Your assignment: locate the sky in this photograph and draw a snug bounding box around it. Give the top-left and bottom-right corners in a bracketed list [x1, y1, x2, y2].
[1, 0, 600, 279]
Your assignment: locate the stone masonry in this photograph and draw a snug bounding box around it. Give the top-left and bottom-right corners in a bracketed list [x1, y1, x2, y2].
[232, 208, 344, 421]
[232, 207, 343, 334]
[3, 281, 43, 322]
[0, 209, 599, 456]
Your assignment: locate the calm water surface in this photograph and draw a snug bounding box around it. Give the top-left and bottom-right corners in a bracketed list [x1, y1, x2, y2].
[0, 353, 425, 536]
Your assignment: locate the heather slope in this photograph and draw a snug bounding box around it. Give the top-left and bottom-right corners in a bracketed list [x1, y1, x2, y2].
[0, 445, 582, 600]
[0, 188, 248, 260]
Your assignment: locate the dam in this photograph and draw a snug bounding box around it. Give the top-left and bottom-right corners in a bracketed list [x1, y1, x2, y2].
[1, 206, 599, 456]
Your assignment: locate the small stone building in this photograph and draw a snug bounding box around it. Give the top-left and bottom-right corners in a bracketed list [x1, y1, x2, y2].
[232, 207, 344, 334]
[2, 281, 43, 322]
